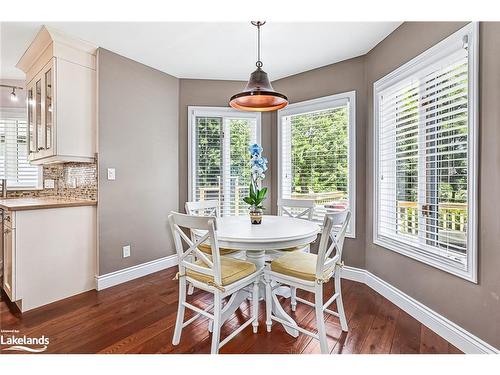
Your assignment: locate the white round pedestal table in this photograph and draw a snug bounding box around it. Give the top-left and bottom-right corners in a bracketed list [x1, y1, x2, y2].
[215, 215, 320, 337]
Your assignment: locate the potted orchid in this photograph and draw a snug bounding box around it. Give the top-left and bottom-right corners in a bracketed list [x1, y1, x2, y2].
[243, 143, 268, 224]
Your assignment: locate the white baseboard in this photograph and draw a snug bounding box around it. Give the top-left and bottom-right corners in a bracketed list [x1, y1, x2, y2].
[95, 255, 178, 291]
[341, 266, 499, 354]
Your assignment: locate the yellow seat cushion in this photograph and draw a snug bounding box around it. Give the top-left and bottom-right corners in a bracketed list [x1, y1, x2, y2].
[276, 246, 306, 252]
[270, 251, 334, 282]
[198, 243, 239, 256]
[186, 256, 257, 286]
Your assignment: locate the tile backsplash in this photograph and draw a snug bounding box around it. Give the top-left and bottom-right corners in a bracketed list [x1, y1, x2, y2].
[7, 162, 97, 200]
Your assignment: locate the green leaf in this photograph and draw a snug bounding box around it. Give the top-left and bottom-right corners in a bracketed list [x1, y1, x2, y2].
[258, 187, 267, 199]
[243, 197, 254, 205]
[249, 183, 257, 200]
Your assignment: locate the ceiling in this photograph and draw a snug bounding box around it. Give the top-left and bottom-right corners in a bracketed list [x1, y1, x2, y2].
[1, 22, 401, 81]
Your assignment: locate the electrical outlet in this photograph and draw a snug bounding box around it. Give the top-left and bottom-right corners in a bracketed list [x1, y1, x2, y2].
[122, 245, 131, 258]
[44, 179, 55, 189]
[107, 168, 116, 180]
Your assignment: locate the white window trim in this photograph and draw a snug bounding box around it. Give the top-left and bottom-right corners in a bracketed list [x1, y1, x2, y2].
[277, 91, 356, 238]
[0, 107, 43, 190]
[187, 106, 262, 203]
[373, 22, 479, 283]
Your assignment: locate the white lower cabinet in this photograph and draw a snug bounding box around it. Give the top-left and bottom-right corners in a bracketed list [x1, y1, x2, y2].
[2, 211, 17, 301]
[2, 206, 96, 312]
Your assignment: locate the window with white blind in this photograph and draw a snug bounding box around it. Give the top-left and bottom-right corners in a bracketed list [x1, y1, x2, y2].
[188, 107, 261, 217]
[373, 23, 478, 281]
[0, 108, 42, 190]
[278, 92, 356, 237]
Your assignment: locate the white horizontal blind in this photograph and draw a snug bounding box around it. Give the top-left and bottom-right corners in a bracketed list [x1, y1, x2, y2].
[377, 42, 470, 266]
[0, 111, 41, 189]
[191, 109, 260, 217]
[279, 94, 354, 233]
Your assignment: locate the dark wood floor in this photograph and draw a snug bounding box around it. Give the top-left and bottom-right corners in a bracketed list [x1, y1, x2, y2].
[0, 267, 461, 354]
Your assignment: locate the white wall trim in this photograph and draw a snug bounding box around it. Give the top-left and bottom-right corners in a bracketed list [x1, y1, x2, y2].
[341, 265, 498, 354]
[95, 255, 178, 291]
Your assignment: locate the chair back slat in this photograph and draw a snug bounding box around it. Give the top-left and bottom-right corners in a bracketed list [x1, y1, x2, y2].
[185, 200, 219, 217]
[278, 198, 316, 221]
[169, 211, 222, 285]
[315, 210, 351, 279]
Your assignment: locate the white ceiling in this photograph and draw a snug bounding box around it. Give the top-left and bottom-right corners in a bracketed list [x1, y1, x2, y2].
[0, 22, 401, 81]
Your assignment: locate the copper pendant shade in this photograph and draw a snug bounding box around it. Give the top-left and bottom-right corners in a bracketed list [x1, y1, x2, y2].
[230, 21, 288, 112]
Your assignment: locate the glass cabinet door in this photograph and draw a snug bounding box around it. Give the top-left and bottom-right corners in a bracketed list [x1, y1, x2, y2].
[45, 69, 52, 150]
[27, 86, 36, 154]
[35, 79, 44, 151]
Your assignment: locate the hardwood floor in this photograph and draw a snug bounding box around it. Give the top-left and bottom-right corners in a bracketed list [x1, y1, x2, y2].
[0, 267, 462, 354]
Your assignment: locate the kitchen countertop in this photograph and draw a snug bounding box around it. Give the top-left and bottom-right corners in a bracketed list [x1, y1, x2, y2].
[0, 197, 97, 211]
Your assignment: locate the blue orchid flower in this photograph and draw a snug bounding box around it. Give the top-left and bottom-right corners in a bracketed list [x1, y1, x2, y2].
[251, 156, 268, 172]
[249, 143, 263, 156]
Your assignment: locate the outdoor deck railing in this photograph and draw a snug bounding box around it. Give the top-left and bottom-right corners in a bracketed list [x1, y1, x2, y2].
[397, 201, 467, 236]
[198, 183, 347, 214]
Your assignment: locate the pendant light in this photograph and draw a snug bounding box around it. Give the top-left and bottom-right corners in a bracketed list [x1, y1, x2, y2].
[229, 21, 288, 112]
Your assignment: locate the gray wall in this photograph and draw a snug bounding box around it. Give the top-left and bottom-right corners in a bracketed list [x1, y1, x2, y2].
[365, 22, 500, 349]
[98, 49, 179, 275]
[178, 79, 273, 213]
[270, 56, 367, 268]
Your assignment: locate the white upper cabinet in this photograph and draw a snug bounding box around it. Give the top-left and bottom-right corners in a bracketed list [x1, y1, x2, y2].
[17, 26, 97, 164]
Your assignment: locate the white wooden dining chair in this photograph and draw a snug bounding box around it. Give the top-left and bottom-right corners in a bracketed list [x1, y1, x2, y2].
[275, 198, 316, 252]
[185, 200, 243, 257]
[274, 198, 318, 300]
[264, 210, 351, 354]
[278, 198, 316, 221]
[185, 200, 245, 295]
[185, 200, 219, 217]
[169, 211, 262, 354]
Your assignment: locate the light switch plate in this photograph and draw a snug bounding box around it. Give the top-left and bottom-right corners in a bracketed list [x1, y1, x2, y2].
[44, 179, 55, 189]
[122, 245, 131, 258]
[107, 168, 116, 180]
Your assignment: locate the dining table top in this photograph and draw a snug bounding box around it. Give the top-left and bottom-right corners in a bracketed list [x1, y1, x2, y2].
[212, 215, 321, 250]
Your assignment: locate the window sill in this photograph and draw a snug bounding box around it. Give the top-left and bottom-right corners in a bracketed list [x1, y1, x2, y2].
[373, 235, 476, 283]
[7, 186, 44, 192]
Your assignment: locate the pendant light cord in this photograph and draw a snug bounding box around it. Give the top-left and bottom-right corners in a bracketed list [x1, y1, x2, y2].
[252, 21, 265, 68]
[257, 23, 261, 67]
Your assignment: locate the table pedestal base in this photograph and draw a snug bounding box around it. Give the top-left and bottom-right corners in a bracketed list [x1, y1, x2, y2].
[219, 250, 298, 337]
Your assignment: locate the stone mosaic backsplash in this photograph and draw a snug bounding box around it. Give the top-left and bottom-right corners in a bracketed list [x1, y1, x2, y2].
[7, 162, 97, 200]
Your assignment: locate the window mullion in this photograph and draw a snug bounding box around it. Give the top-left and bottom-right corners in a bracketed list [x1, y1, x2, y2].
[417, 79, 427, 246]
[221, 118, 231, 216]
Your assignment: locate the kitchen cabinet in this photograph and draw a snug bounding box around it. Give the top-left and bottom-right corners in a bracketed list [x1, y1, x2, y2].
[17, 26, 97, 164]
[2, 210, 16, 301]
[1, 201, 96, 312]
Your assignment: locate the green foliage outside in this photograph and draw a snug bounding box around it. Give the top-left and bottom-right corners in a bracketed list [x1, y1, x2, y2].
[395, 61, 468, 205]
[289, 107, 348, 197]
[195, 117, 221, 192]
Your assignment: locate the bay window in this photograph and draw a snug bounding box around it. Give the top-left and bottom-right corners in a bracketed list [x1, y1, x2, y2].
[278, 91, 356, 236]
[188, 106, 261, 216]
[373, 23, 478, 281]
